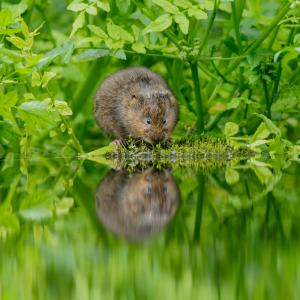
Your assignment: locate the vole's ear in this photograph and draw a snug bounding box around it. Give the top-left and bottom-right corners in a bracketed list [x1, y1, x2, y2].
[158, 91, 171, 101]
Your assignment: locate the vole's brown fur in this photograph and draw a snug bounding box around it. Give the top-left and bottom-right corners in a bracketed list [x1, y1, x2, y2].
[94, 67, 179, 144]
[95, 168, 180, 241]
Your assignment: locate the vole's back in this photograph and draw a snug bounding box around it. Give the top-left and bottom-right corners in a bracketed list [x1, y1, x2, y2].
[94, 67, 169, 139]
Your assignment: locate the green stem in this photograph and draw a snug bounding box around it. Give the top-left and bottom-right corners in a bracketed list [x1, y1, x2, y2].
[225, 1, 291, 75]
[46, 87, 84, 154]
[231, 1, 242, 52]
[190, 62, 204, 133]
[198, 0, 219, 55]
[262, 78, 271, 118]
[193, 172, 205, 242]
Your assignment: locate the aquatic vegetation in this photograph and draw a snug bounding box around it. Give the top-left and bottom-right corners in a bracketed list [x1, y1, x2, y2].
[0, 0, 300, 299]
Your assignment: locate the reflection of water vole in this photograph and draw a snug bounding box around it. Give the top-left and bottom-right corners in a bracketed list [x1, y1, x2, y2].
[94, 67, 179, 144]
[95, 168, 180, 241]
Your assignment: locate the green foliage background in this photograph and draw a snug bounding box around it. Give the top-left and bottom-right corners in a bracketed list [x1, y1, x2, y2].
[0, 0, 300, 299]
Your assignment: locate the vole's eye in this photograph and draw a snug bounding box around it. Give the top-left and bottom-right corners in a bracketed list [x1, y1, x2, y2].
[144, 117, 151, 125]
[163, 119, 166, 124]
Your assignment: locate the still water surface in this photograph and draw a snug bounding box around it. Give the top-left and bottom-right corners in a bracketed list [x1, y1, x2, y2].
[0, 157, 299, 299]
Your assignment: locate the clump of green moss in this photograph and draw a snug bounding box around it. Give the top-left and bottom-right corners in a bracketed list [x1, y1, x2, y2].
[104, 136, 255, 170]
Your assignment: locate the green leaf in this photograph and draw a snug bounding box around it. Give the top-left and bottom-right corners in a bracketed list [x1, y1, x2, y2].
[88, 25, 108, 38]
[77, 49, 110, 61]
[251, 122, 270, 142]
[38, 42, 74, 67]
[0, 212, 20, 237]
[225, 122, 239, 137]
[6, 35, 32, 50]
[173, 13, 189, 35]
[225, 167, 240, 184]
[86, 6, 98, 15]
[70, 12, 85, 37]
[55, 197, 74, 216]
[32, 71, 41, 87]
[0, 91, 18, 121]
[54, 100, 73, 116]
[114, 49, 126, 60]
[132, 42, 146, 53]
[152, 0, 179, 14]
[0, 9, 12, 27]
[97, 1, 110, 12]
[41, 71, 56, 87]
[115, 0, 131, 12]
[18, 100, 60, 133]
[255, 113, 281, 136]
[251, 165, 273, 185]
[173, 0, 190, 9]
[143, 14, 173, 34]
[187, 8, 208, 20]
[107, 21, 134, 43]
[67, 2, 88, 12]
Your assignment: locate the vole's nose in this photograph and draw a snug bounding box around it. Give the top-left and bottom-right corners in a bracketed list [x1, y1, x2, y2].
[152, 136, 164, 144]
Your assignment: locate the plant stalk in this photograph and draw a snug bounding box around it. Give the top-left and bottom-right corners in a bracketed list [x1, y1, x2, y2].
[190, 62, 204, 133]
[225, 1, 291, 75]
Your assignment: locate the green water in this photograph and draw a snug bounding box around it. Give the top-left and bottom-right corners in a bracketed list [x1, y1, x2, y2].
[1, 156, 299, 300]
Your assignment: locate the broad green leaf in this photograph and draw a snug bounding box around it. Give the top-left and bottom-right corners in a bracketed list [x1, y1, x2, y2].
[251, 122, 270, 142]
[6, 35, 33, 50]
[173, 0, 190, 9]
[88, 25, 108, 38]
[41, 71, 56, 87]
[19, 207, 53, 220]
[225, 168, 240, 184]
[97, 1, 110, 12]
[251, 165, 273, 185]
[132, 42, 146, 53]
[18, 100, 60, 133]
[55, 197, 74, 216]
[225, 122, 239, 137]
[152, 0, 179, 14]
[143, 14, 173, 34]
[0, 91, 18, 109]
[0, 91, 18, 121]
[116, 0, 131, 12]
[70, 12, 85, 37]
[187, 8, 208, 20]
[173, 13, 189, 34]
[86, 5, 97, 15]
[107, 21, 134, 42]
[38, 42, 74, 67]
[32, 71, 41, 87]
[114, 49, 126, 60]
[255, 113, 281, 136]
[0, 121, 20, 148]
[67, 2, 88, 12]
[20, 18, 30, 37]
[0, 212, 20, 237]
[54, 100, 73, 116]
[0, 9, 12, 27]
[77, 49, 110, 61]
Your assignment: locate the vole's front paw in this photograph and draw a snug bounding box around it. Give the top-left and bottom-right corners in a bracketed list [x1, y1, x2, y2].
[112, 139, 124, 147]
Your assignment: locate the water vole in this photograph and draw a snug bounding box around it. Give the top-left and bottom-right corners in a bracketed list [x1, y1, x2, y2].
[94, 67, 179, 144]
[95, 168, 180, 241]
